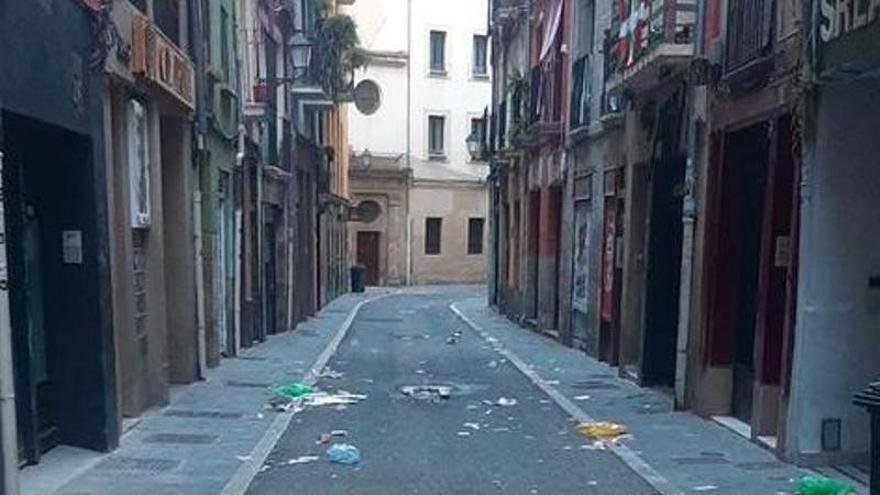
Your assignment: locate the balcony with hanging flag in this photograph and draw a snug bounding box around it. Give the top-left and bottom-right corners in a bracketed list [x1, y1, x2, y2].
[604, 0, 696, 93]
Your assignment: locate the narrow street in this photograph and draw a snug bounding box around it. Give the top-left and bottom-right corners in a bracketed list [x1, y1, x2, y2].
[246, 290, 657, 494]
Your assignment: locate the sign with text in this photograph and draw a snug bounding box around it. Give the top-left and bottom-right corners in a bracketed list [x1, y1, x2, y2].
[132, 15, 195, 110]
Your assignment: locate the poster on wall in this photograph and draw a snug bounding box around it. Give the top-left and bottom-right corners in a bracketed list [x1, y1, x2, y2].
[572, 202, 591, 312]
[601, 202, 617, 322]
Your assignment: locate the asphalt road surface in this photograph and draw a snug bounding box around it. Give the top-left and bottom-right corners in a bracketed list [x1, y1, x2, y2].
[246, 291, 658, 495]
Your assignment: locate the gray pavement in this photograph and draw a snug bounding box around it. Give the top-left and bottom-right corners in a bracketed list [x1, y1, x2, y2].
[247, 290, 656, 495]
[50, 287, 865, 495]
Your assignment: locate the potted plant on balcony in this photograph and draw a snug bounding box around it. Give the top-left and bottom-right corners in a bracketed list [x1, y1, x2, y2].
[312, 14, 364, 102]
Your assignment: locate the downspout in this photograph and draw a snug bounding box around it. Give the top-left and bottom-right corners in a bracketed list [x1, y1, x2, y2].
[405, 0, 413, 286]
[0, 150, 19, 495]
[190, 0, 209, 377]
[674, 0, 707, 409]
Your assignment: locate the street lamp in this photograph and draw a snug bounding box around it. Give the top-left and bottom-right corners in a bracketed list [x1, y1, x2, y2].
[466, 131, 483, 161]
[290, 32, 313, 80]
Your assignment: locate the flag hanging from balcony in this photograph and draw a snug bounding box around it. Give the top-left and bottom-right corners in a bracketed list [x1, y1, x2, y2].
[539, 0, 564, 61]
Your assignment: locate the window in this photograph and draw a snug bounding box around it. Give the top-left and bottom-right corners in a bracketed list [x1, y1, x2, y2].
[221, 7, 231, 79]
[127, 99, 151, 229]
[430, 30, 446, 73]
[425, 218, 442, 255]
[468, 218, 485, 255]
[574, 0, 594, 56]
[473, 35, 488, 76]
[428, 115, 446, 156]
[471, 117, 487, 146]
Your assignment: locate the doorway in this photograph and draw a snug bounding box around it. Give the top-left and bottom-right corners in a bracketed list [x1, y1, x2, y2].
[356, 231, 380, 285]
[641, 95, 686, 387]
[711, 117, 797, 435]
[3, 112, 112, 463]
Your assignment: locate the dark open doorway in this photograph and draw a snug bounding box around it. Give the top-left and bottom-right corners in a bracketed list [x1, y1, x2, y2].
[3, 112, 113, 464]
[641, 95, 686, 388]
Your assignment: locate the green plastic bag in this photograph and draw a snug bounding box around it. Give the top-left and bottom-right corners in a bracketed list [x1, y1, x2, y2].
[795, 475, 853, 495]
[273, 383, 313, 399]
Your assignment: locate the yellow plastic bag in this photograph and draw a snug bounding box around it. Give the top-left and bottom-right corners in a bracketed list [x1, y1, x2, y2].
[575, 421, 628, 439]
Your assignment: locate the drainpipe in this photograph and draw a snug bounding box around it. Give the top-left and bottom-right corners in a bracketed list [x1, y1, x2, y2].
[190, 0, 210, 377]
[404, 0, 413, 286]
[674, 0, 707, 409]
[0, 150, 19, 495]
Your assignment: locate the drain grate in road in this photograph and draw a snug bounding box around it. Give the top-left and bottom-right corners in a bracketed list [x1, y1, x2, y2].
[163, 409, 244, 419]
[735, 461, 786, 471]
[225, 380, 273, 388]
[96, 456, 181, 473]
[571, 380, 620, 391]
[672, 456, 730, 465]
[357, 317, 403, 323]
[142, 433, 219, 444]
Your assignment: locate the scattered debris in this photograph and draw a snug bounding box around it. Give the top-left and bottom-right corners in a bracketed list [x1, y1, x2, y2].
[457, 431, 471, 437]
[304, 391, 367, 408]
[543, 380, 561, 385]
[317, 430, 349, 444]
[487, 360, 499, 368]
[573, 395, 591, 401]
[446, 337, 458, 345]
[267, 396, 304, 413]
[287, 456, 320, 465]
[496, 397, 518, 407]
[580, 441, 607, 451]
[273, 383, 313, 399]
[795, 476, 853, 495]
[693, 486, 719, 492]
[575, 422, 628, 440]
[256, 413, 265, 419]
[259, 464, 272, 473]
[539, 399, 551, 405]
[466, 404, 480, 410]
[320, 368, 344, 379]
[587, 481, 598, 486]
[463, 422, 481, 430]
[415, 369, 426, 375]
[327, 444, 361, 465]
[236, 455, 252, 462]
[401, 385, 452, 400]
[492, 427, 510, 432]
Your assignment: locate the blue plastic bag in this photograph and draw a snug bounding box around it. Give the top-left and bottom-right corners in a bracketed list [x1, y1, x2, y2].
[326, 443, 360, 465]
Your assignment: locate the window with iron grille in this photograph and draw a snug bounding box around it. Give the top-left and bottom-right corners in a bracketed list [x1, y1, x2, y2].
[425, 218, 442, 255]
[471, 117, 487, 150]
[725, 0, 774, 72]
[473, 35, 488, 76]
[430, 31, 446, 73]
[468, 218, 485, 255]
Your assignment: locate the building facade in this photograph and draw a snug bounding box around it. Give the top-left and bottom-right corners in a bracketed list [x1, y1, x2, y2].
[345, 0, 491, 287]
[0, 0, 358, 489]
[487, 0, 880, 482]
[1, 0, 119, 470]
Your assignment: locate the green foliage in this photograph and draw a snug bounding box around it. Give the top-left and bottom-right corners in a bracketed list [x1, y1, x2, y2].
[312, 14, 361, 100]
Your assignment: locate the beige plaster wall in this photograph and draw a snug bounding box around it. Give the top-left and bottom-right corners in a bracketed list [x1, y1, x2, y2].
[410, 183, 488, 285]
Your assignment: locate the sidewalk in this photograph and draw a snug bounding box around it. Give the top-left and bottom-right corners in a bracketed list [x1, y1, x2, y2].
[451, 296, 867, 495]
[32, 290, 389, 495]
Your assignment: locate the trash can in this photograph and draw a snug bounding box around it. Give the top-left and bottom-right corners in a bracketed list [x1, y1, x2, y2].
[350, 265, 366, 293]
[854, 380, 880, 494]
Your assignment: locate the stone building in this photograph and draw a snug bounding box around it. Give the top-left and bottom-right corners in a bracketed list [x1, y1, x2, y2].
[345, 0, 491, 287]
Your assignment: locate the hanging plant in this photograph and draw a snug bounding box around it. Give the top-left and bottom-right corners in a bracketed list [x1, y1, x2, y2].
[312, 14, 362, 101]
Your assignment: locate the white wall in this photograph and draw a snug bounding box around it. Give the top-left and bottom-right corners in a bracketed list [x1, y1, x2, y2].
[345, 0, 491, 170]
[787, 76, 880, 462]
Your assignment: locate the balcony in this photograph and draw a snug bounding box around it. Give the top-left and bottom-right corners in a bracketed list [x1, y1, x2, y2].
[519, 58, 562, 148]
[604, 0, 695, 93]
[722, 0, 776, 87]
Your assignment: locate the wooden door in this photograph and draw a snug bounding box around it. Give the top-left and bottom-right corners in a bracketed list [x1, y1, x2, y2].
[356, 231, 380, 286]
